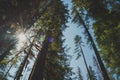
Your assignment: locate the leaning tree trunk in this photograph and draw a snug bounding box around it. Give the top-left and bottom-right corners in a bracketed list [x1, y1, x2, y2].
[14, 53, 29, 80]
[28, 39, 49, 80]
[78, 15, 110, 80]
[14, 45, 33, 80]
[80, 46, 92, 80]
[2, 64, 13, 80]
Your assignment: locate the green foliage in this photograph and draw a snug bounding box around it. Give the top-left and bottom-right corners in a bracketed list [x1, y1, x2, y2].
[0, 59, 8, 64]
[72, 0, 120, 78]
[37, 1, 73, 79]
[74, 35, 82, 60]
[93, 20, 120, 77]
[0, 0, 73, 80]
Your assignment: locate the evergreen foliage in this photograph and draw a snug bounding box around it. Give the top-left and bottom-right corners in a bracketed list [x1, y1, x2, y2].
[72, 0, 120, 79]
[0, 0, 73, 80]
[0, 0, 120, 80]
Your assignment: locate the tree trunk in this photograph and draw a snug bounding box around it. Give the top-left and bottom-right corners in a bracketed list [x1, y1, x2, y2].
[80, 46, 92, 80]
[14, 53, 29, 80]
[28, 39, 49, 80]
[14, 29, 37, 80]
[79, 15, 110, 80]
[2, 64, 13, 80]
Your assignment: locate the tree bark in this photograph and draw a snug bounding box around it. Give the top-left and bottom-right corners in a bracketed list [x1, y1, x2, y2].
[14, 53, 29, 80]
[29, 39, 49, 80]
[79, 15, 110, 80]
[80, 46, 92, 80]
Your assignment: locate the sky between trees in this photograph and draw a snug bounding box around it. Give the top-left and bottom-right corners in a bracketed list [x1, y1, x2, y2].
[0, 0, 120, 80]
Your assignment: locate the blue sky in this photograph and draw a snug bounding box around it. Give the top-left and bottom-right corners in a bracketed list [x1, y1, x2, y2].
[4, 0, 100, 80]
[62, 0, 98, 79]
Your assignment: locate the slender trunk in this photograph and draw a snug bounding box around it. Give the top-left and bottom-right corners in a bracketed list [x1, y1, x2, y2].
[14, 53, 29, 80]
[79, 15, 110, 80]
[14, 28, 41, 80]
[93, 56, 102, 75]
[93, 56, 103, 80]
[2, 64, 13, 80]
[80, 46, 92, 80]
[28, 39, 49, 80]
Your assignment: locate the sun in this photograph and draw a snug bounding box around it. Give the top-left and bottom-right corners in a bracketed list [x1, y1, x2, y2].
[16, 32, 27, 50]
[17, 32, 26, 43]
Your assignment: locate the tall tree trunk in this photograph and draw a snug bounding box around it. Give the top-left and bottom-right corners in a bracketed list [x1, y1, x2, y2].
[79, 15, 110, 80]
[93, 56, 103, 77]
[80, 46, 92, 80]
[2, 64, 13, 80]
[28, 39, 49, 80]
[14, 53, 29, 80]
[14, 28, 41, 80]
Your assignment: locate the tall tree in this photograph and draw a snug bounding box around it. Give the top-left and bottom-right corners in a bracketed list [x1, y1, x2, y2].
[0, 0, 73, 80]
[71, 0, 120, 78]
[74, 35, 91, 80]
[0, 0, 54, 62]
[92, 56, 103, 80]
[28, 0, 70, 80]
[71, 1, 110, 80]
[0, 0, 58, 79]
[28, 37, 50, 80]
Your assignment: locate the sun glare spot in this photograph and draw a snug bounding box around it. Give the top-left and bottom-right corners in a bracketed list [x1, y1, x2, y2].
[16, 32, 27, 50]
[17, 33, 26, 42]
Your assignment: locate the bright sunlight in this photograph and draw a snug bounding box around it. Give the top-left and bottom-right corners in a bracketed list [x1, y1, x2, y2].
[16, 32, 27, 50]
[17, 32, 26, 43]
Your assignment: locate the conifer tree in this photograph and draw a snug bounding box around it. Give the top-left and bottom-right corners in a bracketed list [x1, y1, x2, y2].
[71, 1, 110, 79]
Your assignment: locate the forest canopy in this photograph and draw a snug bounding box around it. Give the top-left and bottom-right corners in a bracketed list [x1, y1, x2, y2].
[0, 0, 120, 80]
